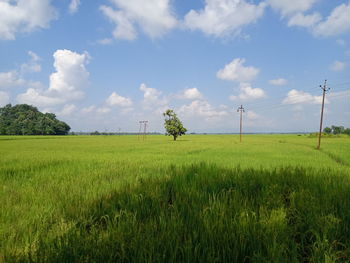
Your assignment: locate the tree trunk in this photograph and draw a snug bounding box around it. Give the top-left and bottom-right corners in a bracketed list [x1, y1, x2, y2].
[173, 135, 177, 141]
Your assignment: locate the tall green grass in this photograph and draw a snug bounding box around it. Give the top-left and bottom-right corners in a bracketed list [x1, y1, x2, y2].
[4, 164, 350, 262]
[1, 135, 350, 262]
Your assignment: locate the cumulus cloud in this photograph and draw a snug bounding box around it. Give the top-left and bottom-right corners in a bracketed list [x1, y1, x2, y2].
[217, 58, 259, 82]
[287, 12, 321, 28]
[268, 0, 317, 17]
[17, 49, 90, 107]
[0, 91, 10, 106]
[20, 51, 41, 73]
[48, 49, 90, 100]
[270, 1, 350, 37]
[140, 83, 161, 101]
[268, 0, 322, 32]
[106, 92, 133, 107]
[313, 2, 350, 37]
[0, 71, 25, 89]
[179, 100, 228, 119]
[269, 78, 288, 86]
[96, 107, 111, 114]
[230, 83, 266, 101]
[81, 105, 96, 114]
[330, 61, 346, 71]
[246, 110, 258, 120]
[179, 88, 202, 100]
[59, 104, 77, 116]
[140, 83, 166, 105]
[0, 0, 57, 40]
[97, 38, 113, 45]
[69, 0, 81, 14]
[17, 88, 64, 107]
[184, 0, 265, 38]
[100, 0, 177, 40]
[282, 89, 325, 105]
[0, 52, 42, 91]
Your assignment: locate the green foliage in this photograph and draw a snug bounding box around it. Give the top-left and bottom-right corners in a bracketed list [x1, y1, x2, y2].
[163, 109, 187, 141]
[332, 125, 345, 135]
[323, 127, 332, 134]
[0, 104, 70, 135]
[323, 125, 349, 135]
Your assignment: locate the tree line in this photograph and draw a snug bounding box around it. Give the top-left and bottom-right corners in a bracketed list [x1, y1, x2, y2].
[0, 104, 70, 135]
[323, 125, 350, 135]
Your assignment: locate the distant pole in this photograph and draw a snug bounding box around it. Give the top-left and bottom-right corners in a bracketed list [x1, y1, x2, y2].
[317, 80, 329, 150]
[138, 120, 148, 141]
[143, 121, 148, 140]
[237, 105, 245, 143]
[138, 121, 143, 140]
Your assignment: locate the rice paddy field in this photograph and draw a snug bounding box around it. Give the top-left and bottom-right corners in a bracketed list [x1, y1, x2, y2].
[1, 134, 350, 262]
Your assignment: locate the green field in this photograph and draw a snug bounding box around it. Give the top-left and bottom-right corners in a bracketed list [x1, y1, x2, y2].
[1, 134, 350, 262]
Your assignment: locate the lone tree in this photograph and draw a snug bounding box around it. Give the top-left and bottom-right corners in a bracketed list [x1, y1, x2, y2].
[163, 109, 187, 141]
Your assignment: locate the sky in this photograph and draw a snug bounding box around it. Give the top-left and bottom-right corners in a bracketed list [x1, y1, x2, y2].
[0, 0, 350, 133]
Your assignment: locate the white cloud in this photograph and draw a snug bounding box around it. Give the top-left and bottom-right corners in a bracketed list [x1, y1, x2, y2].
[106, 92, 133, 107]
[96, 107, 111, 114]
[217, 58, 259, 82]
[69, 0, 81, 14]
[287, 12, 321, 28]
[139, 83, 168, 112]
[100, 0, 177, 40]
[140, 83, 161, 101]
[275, 1, 350, 37]
[313, 2, 350, 37]
[184, 0, 265, 37]
[97, 38, 113, 45]
[268, 0, 317, 17]
[0, 91, 10, 106]
[180, 88, 202, 100]
[246, 110, 258, 120]
[282, 89, 325, 105]
[179, 100, 228, 119]
[17, 88, 64, 107]
[21, 51, 41, 73]
[0, 71, 25, 89]
[0, 0, 57, 40]
[59, 104, 77, 116]
[269, 78, 288, 86]
[330, 60, 346, 71]
[230, 83, 266, 101]
[81, 105, 96, 114]
[48, 49, 90, 100]
[17, 49, 90, 107]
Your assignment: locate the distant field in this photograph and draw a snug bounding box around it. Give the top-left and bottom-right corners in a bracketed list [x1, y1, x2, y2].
[1, 135, 350, 262]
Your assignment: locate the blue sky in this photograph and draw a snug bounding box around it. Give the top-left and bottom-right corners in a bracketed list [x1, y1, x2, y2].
[0, 0, 350, 133]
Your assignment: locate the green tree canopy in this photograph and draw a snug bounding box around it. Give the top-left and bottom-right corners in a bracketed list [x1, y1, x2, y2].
[163, 109, 187, 141]
[0, 104, 70, 135]
[323, 127, 332, 134]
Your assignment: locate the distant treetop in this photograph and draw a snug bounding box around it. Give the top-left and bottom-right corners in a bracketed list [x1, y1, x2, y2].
[0, 104, 70, 135]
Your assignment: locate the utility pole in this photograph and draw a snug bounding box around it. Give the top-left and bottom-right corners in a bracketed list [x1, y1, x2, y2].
[317, 80, 330, 150]
[237, 105, 245, 143]
[138, 120, 148, 140]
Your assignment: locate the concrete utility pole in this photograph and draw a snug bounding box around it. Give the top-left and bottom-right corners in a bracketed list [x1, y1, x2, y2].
[317, 80, 330, 150]
[237, 105, 245, 143]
